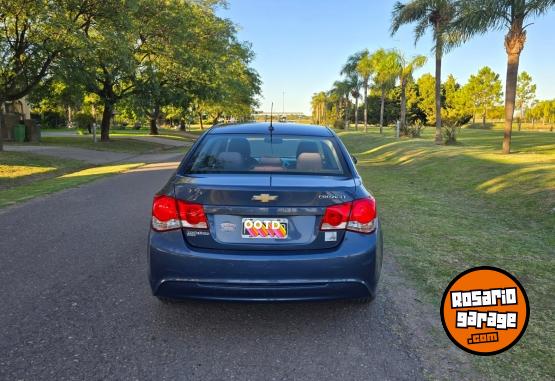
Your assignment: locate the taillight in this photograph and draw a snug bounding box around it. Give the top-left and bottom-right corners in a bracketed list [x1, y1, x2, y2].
[347, 198, 377, 233]
[177, 200, 208, 229]
[151, 195, 208, 231]
[320, 198, 377, 234]
[321, 202, 351, 230]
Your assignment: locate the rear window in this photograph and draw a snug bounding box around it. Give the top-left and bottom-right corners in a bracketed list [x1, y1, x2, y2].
[183, 134, 347, 175]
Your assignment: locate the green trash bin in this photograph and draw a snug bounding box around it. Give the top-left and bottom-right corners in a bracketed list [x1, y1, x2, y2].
[14, 124, 26, 142]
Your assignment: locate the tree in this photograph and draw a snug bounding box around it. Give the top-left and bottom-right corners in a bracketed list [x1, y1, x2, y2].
[341, 51, 366, 130]
[356, 52, 373, 132]
[454, 0, 555, 153]
[516, 71, 536, 130]
[395, 52, 427, 135]
[311, 92, 328, 125]
[58, 0, 147, 141]
[416, 73, 436, 125]
[370, 49, 401, 133]
[465, 66, 503, 127]
[331, 80, 353, 129]
[442, 74, 471, 143]
[391, 0, 458, 145]
[0, 0, 90, 150]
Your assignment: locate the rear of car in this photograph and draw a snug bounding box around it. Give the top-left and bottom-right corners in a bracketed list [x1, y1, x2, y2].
[148, 123, 383, 302]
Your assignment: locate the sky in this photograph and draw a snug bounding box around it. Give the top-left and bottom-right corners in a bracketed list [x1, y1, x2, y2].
[218, 0, 555, 115]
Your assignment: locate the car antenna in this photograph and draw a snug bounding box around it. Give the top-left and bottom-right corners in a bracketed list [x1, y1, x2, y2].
[269, 102, 274, 131]
[269, 102, 274, 142]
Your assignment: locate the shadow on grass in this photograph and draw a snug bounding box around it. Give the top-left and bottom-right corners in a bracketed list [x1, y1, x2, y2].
[0, 163, 143, 208]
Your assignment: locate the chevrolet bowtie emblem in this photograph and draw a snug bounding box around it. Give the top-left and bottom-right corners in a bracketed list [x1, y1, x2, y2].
[252, 193, 278, 203]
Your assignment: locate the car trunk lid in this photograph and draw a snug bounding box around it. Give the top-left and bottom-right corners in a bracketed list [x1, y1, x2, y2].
[174, 174, 356, 251]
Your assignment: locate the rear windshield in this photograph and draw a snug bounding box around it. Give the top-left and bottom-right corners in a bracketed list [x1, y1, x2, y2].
[183, 134, 347, 175]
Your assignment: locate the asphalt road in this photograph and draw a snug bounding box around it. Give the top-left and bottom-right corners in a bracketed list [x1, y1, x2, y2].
[0, 161, 471, 380]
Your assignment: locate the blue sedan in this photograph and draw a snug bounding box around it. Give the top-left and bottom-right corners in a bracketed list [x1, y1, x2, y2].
[148, 123, 383, 302]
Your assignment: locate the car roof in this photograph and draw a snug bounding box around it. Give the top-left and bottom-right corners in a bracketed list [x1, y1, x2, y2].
[208, 122, 333, 137]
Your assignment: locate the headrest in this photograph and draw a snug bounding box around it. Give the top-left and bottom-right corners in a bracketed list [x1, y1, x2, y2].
[228, 137, 251, 157]
[217, 152, 243, 170]
[296, 141, 319, 157]
[296, 152, 322, 172]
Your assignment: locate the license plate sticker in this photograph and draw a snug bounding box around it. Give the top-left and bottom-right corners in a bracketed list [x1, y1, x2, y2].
[242, 218, 288, 239]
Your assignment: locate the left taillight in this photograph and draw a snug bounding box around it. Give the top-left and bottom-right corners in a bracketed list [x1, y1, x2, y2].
[151, 195, 208, 232]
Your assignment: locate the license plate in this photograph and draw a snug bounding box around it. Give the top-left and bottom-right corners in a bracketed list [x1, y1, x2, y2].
[242, 218, 288, 239]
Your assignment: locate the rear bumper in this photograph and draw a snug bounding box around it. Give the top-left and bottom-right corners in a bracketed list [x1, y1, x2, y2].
[148, 223, 383, 302]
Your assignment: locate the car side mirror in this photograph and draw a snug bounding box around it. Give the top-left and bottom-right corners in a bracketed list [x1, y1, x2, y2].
[351, 155, 358, 164]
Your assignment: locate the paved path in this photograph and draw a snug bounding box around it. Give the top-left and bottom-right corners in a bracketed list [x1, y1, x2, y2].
[40, 131, 77, 137]
[5, 144, 187, 165]
[0, 163, 474, 380]
[4, 145, 136, 164]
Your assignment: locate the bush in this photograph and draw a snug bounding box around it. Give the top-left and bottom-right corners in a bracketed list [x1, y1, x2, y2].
[74, 112, 94, 130]
[442, 117, 463, 145]
[333, 119, 346, 130]
[405, 120, 425, 138]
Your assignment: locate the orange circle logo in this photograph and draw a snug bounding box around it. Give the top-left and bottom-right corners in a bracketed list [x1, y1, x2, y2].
[440, 266, 529, 356]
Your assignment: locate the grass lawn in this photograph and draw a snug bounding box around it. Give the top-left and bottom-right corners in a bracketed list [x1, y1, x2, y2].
[0, 152, 86, 190]
[0, 151, 143, 208]
[337, 126, 554, 380]
[108, 128, 197, 142]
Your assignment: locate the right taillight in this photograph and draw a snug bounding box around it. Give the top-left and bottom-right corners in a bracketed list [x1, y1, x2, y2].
[151, 195, 208, 232]
[347, 198, 377, 233]
[320, 197, 377, 234]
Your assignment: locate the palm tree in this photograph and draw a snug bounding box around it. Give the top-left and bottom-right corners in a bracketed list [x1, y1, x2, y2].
[395, 51, 427, 134]
[332, 80, 353, 129]
[454, 0, 555, 154]
[341, 51, 366, 131]
[311, 92, 328, 125]
[356, 53, 374, 132]
[391, 0, 457, 144]
[370, 48, 401, 133]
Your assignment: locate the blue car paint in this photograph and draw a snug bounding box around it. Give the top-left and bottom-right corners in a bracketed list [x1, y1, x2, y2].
[148, 123, 383, 302]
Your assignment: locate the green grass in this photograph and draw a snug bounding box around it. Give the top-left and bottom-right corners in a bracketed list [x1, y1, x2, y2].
[337, 126, 554, 380]
[108, 128, 197, 141]
[0, 161, 143, 208]
[0, 151, 147, 208]
[0, 152, 86, 190]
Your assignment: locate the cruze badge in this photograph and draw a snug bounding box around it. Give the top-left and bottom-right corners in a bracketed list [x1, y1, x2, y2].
[252, 193, 278, 203]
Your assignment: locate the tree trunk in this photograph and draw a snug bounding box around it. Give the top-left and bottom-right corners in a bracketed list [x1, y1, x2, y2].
[363, 81, 368, 132]
[198, 112, 204, 130]
[0, 102, 4, 151]
[149, 105, 159, 135]
[67, 106, 73, 129]
[503, 22, 526, 154]
[100, 101, 113, 141]
[379, 87, 385, 134]
[434, 45, 443, 144]
[344, 97, 349, 129]
[482, 112, 486, 128]
[400, 79, 407, 134]
[503, 52, 521, 153]
[179, 118, 186, 131]
[354, 97, 359, 131]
